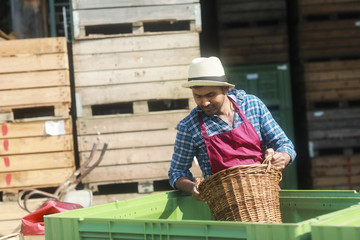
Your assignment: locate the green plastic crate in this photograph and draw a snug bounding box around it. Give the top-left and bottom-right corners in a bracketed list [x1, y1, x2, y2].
[45, 190, 360, 240]
[311, 204, 360, 240]
[225, 64, 293, 110]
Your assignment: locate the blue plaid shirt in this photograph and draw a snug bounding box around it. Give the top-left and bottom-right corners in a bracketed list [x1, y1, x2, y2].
[168, 88, 296, 188]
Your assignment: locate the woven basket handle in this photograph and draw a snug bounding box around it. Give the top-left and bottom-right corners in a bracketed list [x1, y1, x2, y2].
[263, 153, 283, 182]
[263, 154, 273, 173]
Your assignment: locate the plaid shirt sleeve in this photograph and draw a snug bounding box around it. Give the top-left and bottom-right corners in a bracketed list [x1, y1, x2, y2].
[250, 95, 296, 162]
[168, 120, 196, 188]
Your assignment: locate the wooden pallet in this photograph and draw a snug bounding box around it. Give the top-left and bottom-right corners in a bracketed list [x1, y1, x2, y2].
[304, 60, 360, 102]
[0, 37, 71, 120]
[77, 111, 202, 186]
[312, 150, 360, 190]
[219, 25, 289, 65]
[73, 32, 199, 117]
[299, 19, 360, 61]
[217, 0, 287, 25]
[216, 0, 289, 65]
[0, 118, 75, 190]
[72, 0, 201, 39]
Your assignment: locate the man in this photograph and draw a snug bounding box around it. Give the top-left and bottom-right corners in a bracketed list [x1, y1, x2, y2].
[168, 57, 296, 201]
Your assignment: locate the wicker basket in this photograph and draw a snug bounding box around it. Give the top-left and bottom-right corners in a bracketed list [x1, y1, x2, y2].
[197, 155, 282, 223]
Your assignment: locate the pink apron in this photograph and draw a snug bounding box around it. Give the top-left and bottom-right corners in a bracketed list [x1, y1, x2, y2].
[198, 97, 263, 175]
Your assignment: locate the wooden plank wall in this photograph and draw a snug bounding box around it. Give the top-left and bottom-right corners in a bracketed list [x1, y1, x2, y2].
[297, 0, 360, 190]
[217, 0, 289, 65]
[72, 0, 202, 189]
[0, 37, 75, 236]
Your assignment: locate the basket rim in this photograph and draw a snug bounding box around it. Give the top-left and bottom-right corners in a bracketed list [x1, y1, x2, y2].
[198, 163, 281, 189]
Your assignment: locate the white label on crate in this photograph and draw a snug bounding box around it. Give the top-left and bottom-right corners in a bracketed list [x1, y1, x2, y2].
[277, 65, 287, 70]
[246, 73, 258, 80]
[313, 111, 324, 117]
[45, 120, 65, 136]
[308, 141, 314, 158]
[355, 21, 360, 27]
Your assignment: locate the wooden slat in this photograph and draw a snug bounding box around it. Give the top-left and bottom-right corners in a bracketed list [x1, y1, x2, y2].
[75, 65, 189, 87]
[304, 59, 360, 71]
[221, 35, 287, 48]
[312, 155, 360, 167]
[221, 52, 288, 65]
[72, 32, 199, 55]
[78, 130, 176, 152]
[221, 42, 288, 55]
[73, 47, 199, 72]
[76, 80, 192, 106]
[300, 2, 360, 15]
[0, 151, 74, 173]
[0, 119, 72, 139]
[80, 146, 173, 166]
[0, 37, 67, 57]
[219, 10, 286, 23]
[219, 25, 288, 38]
[77, 111, 187, 135]
[307, 108, 360, 121]
[0, 135, 73, 155]
[305, 69, 360, 82]
[306, 79, 360, 91]
[0, 198, 46, 221]
[74, 3, 199, 26]
[81, 161, 202, 184]
[81, 162, 170, 183]
[219, 1, 286, 13]
[301, 46, 360, 60]
[311, 138, 360, 150]
[0, 53, 69, 74]
[313, 165, 360, 177]
[72, 0, 199, 10]
[299, 0, 359, 5]
[0, 168, 74, 189]
[0, 87, 71, 107]
[306, 89, 360, 101]
[313, 175, 360, 187]
[309, 128, 360, 140]
[0, 70, 70, 90]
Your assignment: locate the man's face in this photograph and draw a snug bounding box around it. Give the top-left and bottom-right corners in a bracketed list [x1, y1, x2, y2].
[191, 86, 228, 116]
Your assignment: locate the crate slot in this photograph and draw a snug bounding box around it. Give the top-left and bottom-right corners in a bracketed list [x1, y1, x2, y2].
[91, 102, 133, 116]
[148, 99, 188, 112]
[13, 106, 55, 120]
[143, 20, 191, 32]
[85, 23, 133, 36]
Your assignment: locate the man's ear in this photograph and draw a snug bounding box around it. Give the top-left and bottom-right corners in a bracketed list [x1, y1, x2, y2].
[222, 86, 230, 94]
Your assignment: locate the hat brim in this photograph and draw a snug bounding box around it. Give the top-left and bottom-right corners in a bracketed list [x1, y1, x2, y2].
[182, 80, 235, 88]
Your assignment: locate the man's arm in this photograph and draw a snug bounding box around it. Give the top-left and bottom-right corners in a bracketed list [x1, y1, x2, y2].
[175, 176, 202, 201]
[265, 148, 290, 171]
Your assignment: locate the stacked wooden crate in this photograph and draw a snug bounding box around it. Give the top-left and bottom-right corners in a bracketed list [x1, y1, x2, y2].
[217, 0, 289, 65]
[72, 0, 202, 191]
[298, 0, 360, 190]
[0, 37, 75, 235]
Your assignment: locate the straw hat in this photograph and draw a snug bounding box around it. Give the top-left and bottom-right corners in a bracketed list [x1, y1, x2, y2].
[182, 56, 235, 88]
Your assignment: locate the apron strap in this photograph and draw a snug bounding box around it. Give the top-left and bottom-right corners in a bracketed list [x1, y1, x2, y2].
[228, 96, 249, 124]
[198, 96, 249, 138]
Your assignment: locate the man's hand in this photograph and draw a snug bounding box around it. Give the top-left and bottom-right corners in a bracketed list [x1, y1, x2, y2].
[175, 176, 203, 201]
[265, 148, 291, 171]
